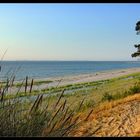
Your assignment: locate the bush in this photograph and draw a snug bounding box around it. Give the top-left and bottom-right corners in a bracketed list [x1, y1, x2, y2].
[84, 99, 95, 108]
[101, 82, 140, 103]
[102, 92, 113, 102]
[129, 83, 140, 94]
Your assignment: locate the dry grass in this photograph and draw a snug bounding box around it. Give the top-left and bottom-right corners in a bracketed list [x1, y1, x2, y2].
[96, 93, 140, 113]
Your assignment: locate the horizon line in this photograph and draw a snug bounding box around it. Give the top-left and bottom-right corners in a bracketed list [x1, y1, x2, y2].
[1, 60, 138, 62]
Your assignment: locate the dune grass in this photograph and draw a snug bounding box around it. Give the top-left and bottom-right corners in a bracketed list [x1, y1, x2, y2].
[0, 85, 84, 136]
[0, 69, 85, 136]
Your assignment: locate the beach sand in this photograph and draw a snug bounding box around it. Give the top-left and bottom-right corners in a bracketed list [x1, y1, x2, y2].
[33, 67, 140, 88]
[10, 67, 140, 94]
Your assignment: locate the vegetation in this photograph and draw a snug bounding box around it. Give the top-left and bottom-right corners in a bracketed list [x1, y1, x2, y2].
[132, 21, 140, 57]
[0, 83, 84, 136]
[14, 79, 53, 87]
[101, 81, 140, 102]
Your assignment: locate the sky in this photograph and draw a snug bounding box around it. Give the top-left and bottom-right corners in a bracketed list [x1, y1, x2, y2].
[0, 3, 140, 61]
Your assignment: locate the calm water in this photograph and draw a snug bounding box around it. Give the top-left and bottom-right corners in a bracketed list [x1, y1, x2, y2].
[1, 61, 140, 81]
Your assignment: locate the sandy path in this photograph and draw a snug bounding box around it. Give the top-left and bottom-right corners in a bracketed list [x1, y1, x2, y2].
[70, 94, 140, 137]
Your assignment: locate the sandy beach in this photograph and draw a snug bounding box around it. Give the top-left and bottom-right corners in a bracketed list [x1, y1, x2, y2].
[9, 67, 140, 94]
[34, 67, 140, 88]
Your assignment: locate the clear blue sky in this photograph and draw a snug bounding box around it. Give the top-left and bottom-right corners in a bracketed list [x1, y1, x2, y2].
[0, 3, 140, 61]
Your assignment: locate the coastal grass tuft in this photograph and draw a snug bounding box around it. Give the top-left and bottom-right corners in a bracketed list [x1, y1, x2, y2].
[0, 73, 85, 137]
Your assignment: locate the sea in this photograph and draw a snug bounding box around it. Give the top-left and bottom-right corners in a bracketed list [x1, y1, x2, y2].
[1, 61, 140, 81]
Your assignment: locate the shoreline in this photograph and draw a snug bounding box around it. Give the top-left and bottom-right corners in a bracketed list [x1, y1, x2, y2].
[37, 67, 140, 80]
[6, 67, 140, 94]
[32, 67, 140, 88]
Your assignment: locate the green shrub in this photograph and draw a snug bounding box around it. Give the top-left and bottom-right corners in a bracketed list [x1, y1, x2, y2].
[129, 83, 140, 94]
[84, 99, 95, 108]
[110, 91, 129, 101]
[102, 92, 113, 101]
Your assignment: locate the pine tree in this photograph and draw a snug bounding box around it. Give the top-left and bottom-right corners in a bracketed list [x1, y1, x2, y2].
[131, 21, 140, 57]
